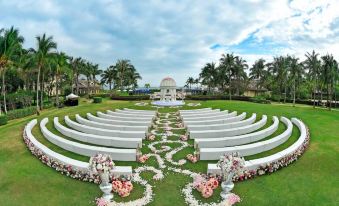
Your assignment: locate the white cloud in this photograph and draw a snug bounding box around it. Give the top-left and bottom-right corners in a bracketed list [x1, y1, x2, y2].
[0, 0, 338, 86]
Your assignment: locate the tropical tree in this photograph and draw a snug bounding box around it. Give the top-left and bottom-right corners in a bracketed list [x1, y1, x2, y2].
[114, 59, 135, 90]
[31, 33, 57, 114]
[321, 54, 338, 110]
[288, 56, 304, 106]
[199, 62, 217, 92]
[101, 67, 117, 90]
[233, 56, 248, 95]
[268, 56, 289, 103]
[53, 52, 70, 107]
[0, 26, 24, 114]
[304, 50, 321, 108]
[219, 53, 236, 99]
[144, 83, 151, 89]
[186, 77, 195, 89]
[250, 58, 266, 96]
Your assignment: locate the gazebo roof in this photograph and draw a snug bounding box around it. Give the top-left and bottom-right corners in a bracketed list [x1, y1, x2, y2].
[160, 77, 176, 88]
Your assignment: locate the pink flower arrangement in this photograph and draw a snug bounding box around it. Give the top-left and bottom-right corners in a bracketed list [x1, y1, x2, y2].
[186, 154, 197, 163]
[180, 135, 188, 141]
[95, 197, 109, 206]
[227, 193, 241, 205]
[138, 155, 149, 163]
[112, 179, 134, 197]
[193, 175, 219, 198]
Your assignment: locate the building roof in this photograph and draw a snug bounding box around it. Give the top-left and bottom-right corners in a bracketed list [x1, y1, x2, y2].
[160, 77, 176, 88]
[246, 80, 268, 91]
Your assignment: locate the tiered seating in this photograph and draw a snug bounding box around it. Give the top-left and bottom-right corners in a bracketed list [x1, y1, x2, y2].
[23, 108, 157, 175]
[24, 119, 132, 175]
[183, 112, 246, 126]
[207, 118, 307, 174]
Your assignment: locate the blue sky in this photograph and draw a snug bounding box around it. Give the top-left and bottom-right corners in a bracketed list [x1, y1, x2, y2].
[1, 0, 338, 86]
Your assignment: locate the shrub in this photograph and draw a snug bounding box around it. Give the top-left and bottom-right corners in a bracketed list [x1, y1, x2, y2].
[0, 115, 8, 126]
[250, 95, 271, 104]
[6, 106, 36, 120]
[93, 97, 103, 103]
[185, 95, 251, 101]
[89, 93, 111, 99]
[110, 95, 149, 101]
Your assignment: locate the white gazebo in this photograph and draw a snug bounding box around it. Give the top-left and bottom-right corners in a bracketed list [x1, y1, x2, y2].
[151, 77, 185, 106]
[160, 77, 177, 101]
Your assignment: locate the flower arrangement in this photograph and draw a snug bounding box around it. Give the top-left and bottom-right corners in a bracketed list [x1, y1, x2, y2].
[95, 197, 109, 206]
[186, 154, 198, 163]
[89, 154, 115, 174]
[192, 174, 219, 198]
[180, 135, 188, 141]
[138, 155, 149, 163]
[217, 152, 245, 180]
[112, 179, 134, 197]
[227, 193, 241, 205]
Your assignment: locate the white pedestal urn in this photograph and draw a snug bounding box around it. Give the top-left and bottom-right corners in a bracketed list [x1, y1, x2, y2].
[220, 172, 235, 199]
[98, 171, 113, 201]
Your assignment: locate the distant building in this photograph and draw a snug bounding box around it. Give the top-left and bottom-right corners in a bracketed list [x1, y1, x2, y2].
[243, 80, 270, 97]
[73, 79, 101, 95]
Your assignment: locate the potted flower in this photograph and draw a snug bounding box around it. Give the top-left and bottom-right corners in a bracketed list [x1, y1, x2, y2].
[89, 154, 115, 201]
[217, 152, 245, 199]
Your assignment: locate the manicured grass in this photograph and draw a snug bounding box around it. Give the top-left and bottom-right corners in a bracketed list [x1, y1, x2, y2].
[0, 99, 338, 206]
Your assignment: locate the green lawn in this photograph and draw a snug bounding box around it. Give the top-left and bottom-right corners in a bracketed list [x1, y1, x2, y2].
[0, 99, 338, 206]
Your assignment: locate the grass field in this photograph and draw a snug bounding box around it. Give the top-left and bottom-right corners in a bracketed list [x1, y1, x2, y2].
[0, 99, 338, 206]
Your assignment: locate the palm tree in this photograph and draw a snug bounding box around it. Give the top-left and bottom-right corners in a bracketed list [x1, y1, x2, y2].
[31, 33, 57, 114]
[114, 59, 135, 90]
[220, 53, 236, 99]
[304, 50, 321, 108]
[233, 56, 248, 95]
[250, 58, 266, 96]
[101, 67, 117, 90]
[0, 26, 24, 114]
[144, 83, 151, 89]
[186, 77, 195, 89]
[54, 52, 70, 107]
[200, 62, 217, 92]
[82, 61, 94, 97]
[268, 56, 289, 103]
[288, 57, 304, 107]
[321, 54, 338, 110]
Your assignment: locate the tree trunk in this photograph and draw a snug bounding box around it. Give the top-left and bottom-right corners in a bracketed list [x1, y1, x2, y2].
[109, 82, 112, 90]
[2, 72, 7, 114]
[229, 74, 232, 100]
[76, 73, 79, 95]
[284, 85, 287, 104]
[36, 66, 41, 115]
[87, 77, 90, 98]
[313, 83, 316, 108]
[327, 84, 330, 110]
[293, 80, 296, 107]
[56, 74, 59, 107]
[40, 72, 44, 110]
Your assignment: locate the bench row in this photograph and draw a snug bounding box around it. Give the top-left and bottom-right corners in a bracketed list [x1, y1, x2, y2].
[24, 119, 133, 176]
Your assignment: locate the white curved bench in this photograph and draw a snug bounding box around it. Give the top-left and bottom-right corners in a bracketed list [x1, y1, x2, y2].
[200, 117, 292, 160]
[107, 110, 155, 118]
[24, 119, 132, 176]
[97, 111, 153, 122]
[87, 113, 150, 126]
[65, 116, 145, 138]
[187, 113, 256, 132]
[76, 114, 148, 132]
[179, 108, 212, 114]
[182, 111, 238, 121]
[195, 116, 279, 148]
[41, 118, 137, 161]
[180, 110, 226, 118]
[54, 117, 142, 147]
[184, 112, 247, 126]
[122, 108, 156, 114]
[207, 118, 307, 174]
[190, 115, 267, 139]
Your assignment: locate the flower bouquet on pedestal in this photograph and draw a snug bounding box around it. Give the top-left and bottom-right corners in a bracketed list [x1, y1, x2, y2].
[217, 152, 245, 199]
[89, 154, 115, 201]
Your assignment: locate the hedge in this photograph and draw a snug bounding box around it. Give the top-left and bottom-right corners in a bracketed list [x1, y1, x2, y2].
[93, 97, 103, 103]
[185, 95, 251, 101]
[0, 115, 8, 126]
[6, 106, 36, 120]
[110, 95, 150, 101]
